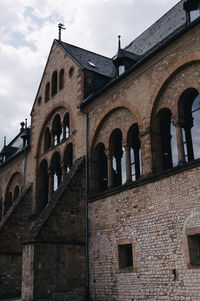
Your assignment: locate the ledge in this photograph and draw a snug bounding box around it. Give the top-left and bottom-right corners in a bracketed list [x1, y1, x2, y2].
[89, 158, 200, 202]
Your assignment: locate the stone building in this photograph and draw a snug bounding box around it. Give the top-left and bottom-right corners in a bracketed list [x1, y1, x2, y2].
[1, 0, 200, 300]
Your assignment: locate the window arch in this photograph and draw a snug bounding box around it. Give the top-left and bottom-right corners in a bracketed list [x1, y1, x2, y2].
[93, 143, 108, 193]
[38, 159, 49, 210]
[127, 124, 141, 181]
[52, 71, 58, 97]
[59, 69, 64, 90]
[14, 185, 20, 201]
[151, 108, 177, 173]
[52, 114, 62, 146]
[44, 127, 51, 152]
[63, 143, 73, 174]
[50, 152, 61, 192]
[109, 128, 126, 187]
[178, 88, 200, 162]
[45, 82, 50, 102]
[63, 112, 70, 139]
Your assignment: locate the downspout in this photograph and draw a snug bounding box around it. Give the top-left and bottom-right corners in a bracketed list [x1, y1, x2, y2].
[22, 147, 27, 189]
[80, 107, 90, 300]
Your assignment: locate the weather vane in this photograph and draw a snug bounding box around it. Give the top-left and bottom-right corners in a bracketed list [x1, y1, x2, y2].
[58, 23, 66, 41]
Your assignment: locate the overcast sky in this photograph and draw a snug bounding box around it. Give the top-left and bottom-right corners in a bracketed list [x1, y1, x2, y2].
[0, 0, 179, 149]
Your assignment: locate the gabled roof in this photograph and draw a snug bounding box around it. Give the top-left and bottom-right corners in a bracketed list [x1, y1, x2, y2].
[56, 39, 115, 78]
[125, 0, 186, 55]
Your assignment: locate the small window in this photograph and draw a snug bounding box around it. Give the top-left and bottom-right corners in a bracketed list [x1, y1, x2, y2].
[188, 234, 200, 266]
[118, 244, 133, 269]
[38, 96, 42, 105]
[118, 65, 125, 76]
[69, 67, 74, 78]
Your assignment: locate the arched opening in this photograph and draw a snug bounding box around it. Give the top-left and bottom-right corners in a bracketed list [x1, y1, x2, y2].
[4, 191, 12, 215]
[63, 143, 73, 174]
[109, 128, 125, 187]
[151, 108, 177, 173]
[45, 82, 50, 102]
[50, 152, 61, 192]
[178, 88, 200, 161]
[52, 71, 58, 97]
[44, 127, 51, 152]
[14, 185, 20, 201]
[59, 69, 64, 90]
[38, 160, 49, 210]
[93, 143, 108, 193]
[127, 124, 141, 181]
[52, 114, 62, 146]
[63, 112, 70, 139]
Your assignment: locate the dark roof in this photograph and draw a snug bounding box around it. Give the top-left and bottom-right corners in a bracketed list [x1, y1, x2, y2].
[56, 40, 115, 78]
[125, 0, 186, 55]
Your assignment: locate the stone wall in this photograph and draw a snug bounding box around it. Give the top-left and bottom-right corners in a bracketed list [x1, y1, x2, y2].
[89, 165, 200, 300]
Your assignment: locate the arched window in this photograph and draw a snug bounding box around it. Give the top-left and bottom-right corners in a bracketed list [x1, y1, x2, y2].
[52, 115, 62, 146]
[0, 197, 2, 220]
[38, 160, 49, 210]
[63, 143, 73, 174]
[52, 71, 57, 97]
[44, 127, 51, 152]
[14, 185, 20, 201]
[93, 143, 108, 193]
[63, 112, 70, 139]
[109, 129, 126, 187]
[151, 108, 177, 173]
[45, 82, 50, 102]
[59, 69, 64, 90]
[178, 88, 200, 162]
[4, 191, 12, 215]
[127, 124, 141, 181]
[50, 152, 61, 192]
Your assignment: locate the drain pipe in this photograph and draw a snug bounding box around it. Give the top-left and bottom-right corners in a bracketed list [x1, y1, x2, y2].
[80, 106, 90, 300]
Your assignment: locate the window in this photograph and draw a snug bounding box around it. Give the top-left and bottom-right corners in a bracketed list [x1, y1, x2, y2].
[93, 143, 108, 193]
[118, 244, 133, 269]
[44, 127, 51, 152]
[45, 82, 50, 102]
[52, 71, 58, 97]
[188, 234, 200, 266]
[118, 65, 125, 76]
[59, 69, 64, 90]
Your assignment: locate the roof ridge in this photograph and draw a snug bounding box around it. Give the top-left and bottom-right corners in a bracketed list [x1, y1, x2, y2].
[56, 39, 112, 60]
[125, 0, 183, 51]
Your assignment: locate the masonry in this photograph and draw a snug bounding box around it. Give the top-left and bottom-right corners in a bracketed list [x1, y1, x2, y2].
[1, 0, 200, 300]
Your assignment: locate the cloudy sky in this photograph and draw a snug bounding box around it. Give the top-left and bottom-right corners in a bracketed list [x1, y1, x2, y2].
[0, 0, 179, 149]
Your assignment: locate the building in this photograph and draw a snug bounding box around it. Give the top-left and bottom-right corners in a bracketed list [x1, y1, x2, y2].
[1, 0, 200, 300]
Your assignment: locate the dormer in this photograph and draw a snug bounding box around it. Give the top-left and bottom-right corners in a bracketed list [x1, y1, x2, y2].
[184, 0, 200, 22]
[113, 36, 140, 77]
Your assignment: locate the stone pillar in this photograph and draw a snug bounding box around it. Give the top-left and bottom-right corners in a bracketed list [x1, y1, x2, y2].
[51, 131, 54, 147]
[175, 125, 185, 165]
[48, 169, 54, 200]
[122, 140, 132, 184]
[62, 122, 66, 140]
[105, 150, 113, 188]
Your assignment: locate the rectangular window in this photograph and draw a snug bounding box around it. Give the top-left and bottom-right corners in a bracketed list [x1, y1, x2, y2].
[188, 234, 200, 266]
[118, 244, 133, 269]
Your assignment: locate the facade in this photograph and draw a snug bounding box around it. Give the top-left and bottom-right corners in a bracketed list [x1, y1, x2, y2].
[1, 0, 200, 300]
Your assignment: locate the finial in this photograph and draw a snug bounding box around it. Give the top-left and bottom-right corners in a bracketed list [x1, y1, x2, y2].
[20, 121, 25, 132]
[25, 118, 27, 129]
[58, 23, 66, 41]
[118, 35, 121, 51]
[4, 136, 6, 147]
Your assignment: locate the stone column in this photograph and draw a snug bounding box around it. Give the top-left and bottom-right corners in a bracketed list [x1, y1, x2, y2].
[122, 140, 132, 184]
[50, 130, 54, 147]
[48, 169, 54, 200]
[175, 124, 185, 165]
[105, 150, 113, 188]
[62, 122, 66, 140]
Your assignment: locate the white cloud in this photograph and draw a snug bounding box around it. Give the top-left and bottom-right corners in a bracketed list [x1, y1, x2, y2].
[0, 0, 179, 149]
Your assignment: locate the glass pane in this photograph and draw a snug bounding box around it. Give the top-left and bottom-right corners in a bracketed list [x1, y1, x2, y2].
[192, 95, 200, 159]
[54, 173, 58, 191]
[190, 9, 200, 22]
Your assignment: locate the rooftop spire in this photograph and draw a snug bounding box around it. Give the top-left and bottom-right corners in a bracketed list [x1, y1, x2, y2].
[118, 35, 121, 51]
[4, 136, 6, 147]
[58, 23, 66, 41]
